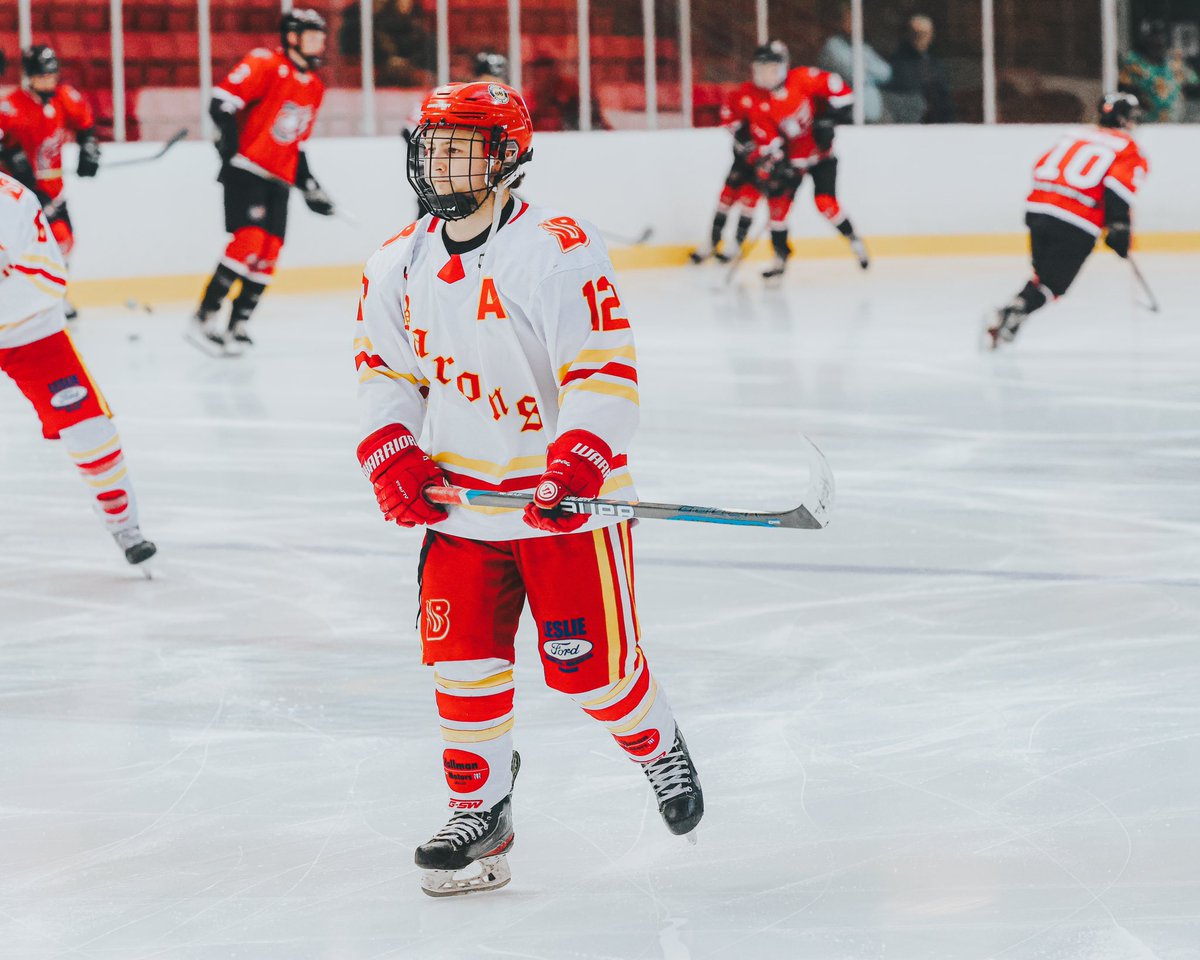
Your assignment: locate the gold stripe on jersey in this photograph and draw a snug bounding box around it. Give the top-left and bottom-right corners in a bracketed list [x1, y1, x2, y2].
[20, 253, 65, 269]
[358, 366, 428, 386]
[435, 670, 515, 690]
[440, 717, 515, 742]
[599, 472, 635, 497]
[433, 451, 546, 479]
[560, 379, 639, 406]
[557, 345, 638, 382]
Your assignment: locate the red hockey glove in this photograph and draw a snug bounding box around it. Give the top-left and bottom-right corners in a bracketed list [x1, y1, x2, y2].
[357, 424, 448, 527]
[523, 430, 614, 533]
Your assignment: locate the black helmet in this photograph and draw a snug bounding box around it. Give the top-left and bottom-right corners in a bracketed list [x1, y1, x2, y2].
[280, 8, 328, 70]
[22, 44, 59, 78]
[473, 51, 509, 82]
[752, 40, 789, 67]
[1099, 91, 1140, 129]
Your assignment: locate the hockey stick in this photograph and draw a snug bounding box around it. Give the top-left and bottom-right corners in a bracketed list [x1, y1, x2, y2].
[602, 225, 654, 246]
[1128, 255, 1159, 313]
[723, 224, 767, 286]
[424, 437, 835, 530]
[104, 128, 189, 169]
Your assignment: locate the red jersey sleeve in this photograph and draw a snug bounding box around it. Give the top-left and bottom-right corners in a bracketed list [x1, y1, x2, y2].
[813, 68, 854, 111]
[1103, 141, 1149, 206]
[57, 86, 95, 131]
[719, 84, 754, 131]
[215, 49, 277, 109]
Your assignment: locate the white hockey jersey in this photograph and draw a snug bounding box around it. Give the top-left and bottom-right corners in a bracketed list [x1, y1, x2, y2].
[0, 171, 68, 350]
[355, 200, 639, 541]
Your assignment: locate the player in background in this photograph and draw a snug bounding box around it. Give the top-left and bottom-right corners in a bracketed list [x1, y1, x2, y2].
[687, 47, 778, 264]
[355, 81, 703, 896]
[986, 93, 1148, 349]
[754, 42, 869, 282]
[188, 9, 335, 356]
[0, 46, 102, 320]
[0, 171, 156, 568]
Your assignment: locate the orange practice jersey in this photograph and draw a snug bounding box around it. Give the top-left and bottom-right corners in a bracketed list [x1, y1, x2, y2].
[1026, 127, 1148, 236]
[0, 86, 94, 200]
[213, 48, 324, 184]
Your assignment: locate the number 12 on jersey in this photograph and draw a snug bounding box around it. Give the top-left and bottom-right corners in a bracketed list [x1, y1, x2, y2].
[581, 276, 630, 332]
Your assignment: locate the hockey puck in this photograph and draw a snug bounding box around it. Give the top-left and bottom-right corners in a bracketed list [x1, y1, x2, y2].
[128, 333, 140, 342]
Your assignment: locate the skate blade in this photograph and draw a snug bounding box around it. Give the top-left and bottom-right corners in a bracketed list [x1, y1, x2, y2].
[184, 329, 229, 358]
[420, 854, 512, 897]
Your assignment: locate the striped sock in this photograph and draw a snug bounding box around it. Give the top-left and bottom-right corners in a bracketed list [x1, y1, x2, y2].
[59, 415, 139, 533]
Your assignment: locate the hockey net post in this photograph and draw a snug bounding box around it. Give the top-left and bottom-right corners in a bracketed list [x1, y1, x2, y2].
[424, 437, 835, 530]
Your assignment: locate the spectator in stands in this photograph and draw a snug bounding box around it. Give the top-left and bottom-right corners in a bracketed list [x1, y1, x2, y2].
[885, 13, 955, 124]
[1119, 21, 1199, 122]
[818, 3, 892, 123]
[339, 0, 434, 86]
[523, 55, 610, 132]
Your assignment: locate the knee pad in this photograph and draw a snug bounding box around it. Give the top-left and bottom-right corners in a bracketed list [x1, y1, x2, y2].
[736, 184, 762, 209]
[717, 185, 738, 210]
[222, 226, 278, 282]
[767, 195, 793, 229]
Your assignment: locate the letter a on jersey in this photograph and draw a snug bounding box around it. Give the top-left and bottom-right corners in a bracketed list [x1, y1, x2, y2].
[477, 277, 508, 321]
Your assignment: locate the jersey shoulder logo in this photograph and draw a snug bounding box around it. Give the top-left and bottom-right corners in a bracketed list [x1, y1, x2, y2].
[383, 221, 419, 246]
[539, 216, 590, 253]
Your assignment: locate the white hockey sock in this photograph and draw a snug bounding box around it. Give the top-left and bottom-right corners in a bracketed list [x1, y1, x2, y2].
[58, 415, 140, 534]
[434, 658, 516, 811]
[576, 650, 678, 763]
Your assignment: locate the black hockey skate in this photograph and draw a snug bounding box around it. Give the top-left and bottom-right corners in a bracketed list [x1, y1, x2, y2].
[416, 751, 520, 897]
[984, 303, 1027, 350]
[642, 730, 703, 838]
[688, 245, 729, 265]
[849, 235, 870, 270]
[762, 256, 788, 285]
[113, 527, 157, 577]
[225, 320, 254, 356]
[185, 309, 227, 357]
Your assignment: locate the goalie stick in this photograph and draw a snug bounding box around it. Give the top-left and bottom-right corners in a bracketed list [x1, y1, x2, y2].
[104, 128, 189, 169]
[424, 437, 835, 530]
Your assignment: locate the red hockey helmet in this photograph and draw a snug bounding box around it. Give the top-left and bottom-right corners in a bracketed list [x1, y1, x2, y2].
[407, 81, 534, 221]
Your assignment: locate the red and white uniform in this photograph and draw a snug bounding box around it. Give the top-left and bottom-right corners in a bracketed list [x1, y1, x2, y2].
[356, 202, 638, 542]
[1, 171, 142, 534]
[357, 203, 680, 809]
[0, 172, 68, 348]
[0, 85, 94, 201]
[213, 48, 323, 184]
[761, 67, 853, 169]
[1026, 126, 1149, 236]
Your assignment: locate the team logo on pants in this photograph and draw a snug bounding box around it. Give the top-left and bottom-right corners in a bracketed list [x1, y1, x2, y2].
[48, 376, 88, 411]
[425, 598, 451, 640]
[443, 749, 489, 793]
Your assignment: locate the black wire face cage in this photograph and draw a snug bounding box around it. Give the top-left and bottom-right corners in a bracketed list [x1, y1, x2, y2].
[406, 122, 522, 221]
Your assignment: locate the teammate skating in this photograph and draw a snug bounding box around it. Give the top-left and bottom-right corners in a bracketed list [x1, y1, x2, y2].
[354, 81, 703, 897]
[0, 45, 102, 320]
[189, 9, 334, 356]
[986, 93, 1148, 349]
[0, 171, 156, 570]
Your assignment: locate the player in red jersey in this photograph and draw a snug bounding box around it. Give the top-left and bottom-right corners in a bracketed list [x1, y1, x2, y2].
[188, 9, 335, 356]
[750, 43, 868, 281]
[0, 46, 101, 318]
[687, 47, 782, 264]
[986, 93, 1148, 349]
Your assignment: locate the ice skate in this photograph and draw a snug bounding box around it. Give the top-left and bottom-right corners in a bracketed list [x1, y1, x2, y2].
[688, 244, 728, 265]
[642, 730, 703, 838]
[416, 751, 520, 897]
[113, 527, 157, 577]
[762, 256, 788, 285]
[984, 303, 1026, 350]
[64, 300, 79, 322]
[849, 235, 870, 270]
[185, 310, 227, 356]
[225, 319, 254, 356]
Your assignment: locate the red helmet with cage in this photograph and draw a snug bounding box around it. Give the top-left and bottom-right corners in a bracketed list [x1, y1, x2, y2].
[406, 81, 534, 221]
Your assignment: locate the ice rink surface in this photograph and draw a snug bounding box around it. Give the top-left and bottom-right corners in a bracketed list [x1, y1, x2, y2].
[1, 252, 1198, 959]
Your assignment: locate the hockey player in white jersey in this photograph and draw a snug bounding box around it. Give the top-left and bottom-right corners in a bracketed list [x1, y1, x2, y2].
[354, 81, 702, 897]
[0, 171, 156, 567]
